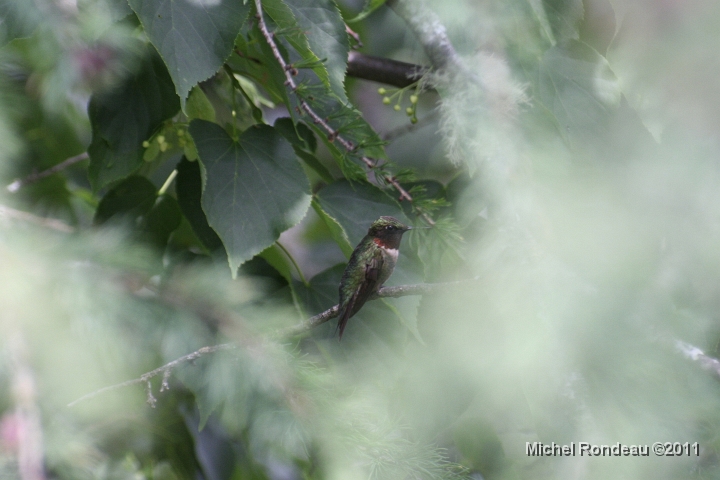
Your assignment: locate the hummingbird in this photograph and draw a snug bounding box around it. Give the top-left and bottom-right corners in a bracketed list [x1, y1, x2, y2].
[336, 216, 412, 340]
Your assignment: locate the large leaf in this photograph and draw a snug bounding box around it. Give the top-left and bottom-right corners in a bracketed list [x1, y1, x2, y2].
[93, 175, 157, 225]
[283, 0, 349, 101]
[128, 0, 251, 107]
[87, 47, 180, 191]
[189, 120, 311, 276]
[537, 40, 654, 155]
[537, 40, 620, 147]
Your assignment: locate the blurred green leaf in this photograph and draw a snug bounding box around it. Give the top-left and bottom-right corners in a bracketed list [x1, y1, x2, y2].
[139, 194, 182, 250]
[128, 0, 251, 107]
[175, 351, 248, 432]
[542, 0, 584, 44]
[189, 120, 311, 277]
[293, 263, 343, 317]
[88, 47, 180, 191]
[0, 0, 42, 46]
[94, 175, 157, 225]
[537, 40, 655, 156]
[537, 40, 620, 146]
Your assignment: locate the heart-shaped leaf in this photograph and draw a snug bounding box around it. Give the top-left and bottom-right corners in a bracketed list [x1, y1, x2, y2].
[189, 120, 311, 277]
[128, 0, 251, 107]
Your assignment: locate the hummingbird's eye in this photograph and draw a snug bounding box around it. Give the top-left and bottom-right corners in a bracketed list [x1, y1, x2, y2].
[385, 225, 392, 230]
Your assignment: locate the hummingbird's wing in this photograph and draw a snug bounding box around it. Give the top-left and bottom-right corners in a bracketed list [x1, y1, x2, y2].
[337, 249, 383, 340]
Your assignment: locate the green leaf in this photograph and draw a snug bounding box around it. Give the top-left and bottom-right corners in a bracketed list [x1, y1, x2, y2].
[527, 0, 556, 45]
[274, 117, 316, 152]
[541, 0, 584, 43]
[128, 0, 251, 107]
[189, 120, 312, 277]
[258, 244, 295, 284]
[93, 175, 157, 225]
[311, 199, 352, 258]
[381, 296, 423, 345]
[175, 157, 223, 252]
[139, 194, 182, 250]
[174, 350, 249, 432]
[106, 0, 134, 21]
[185, 86, 216, 122]
[0, 0, 42, 46]
[293, 263, 344, 317]
[275, 117, 334, 183]
[296, 149, 335, 183]
[347, 0, 386, 23]
[537, 40, 621, 147]
[251, 14, 383, 177]
[283, 0, 350, 101]
[262, 0, 339, 100]
[314, 180, 407, 245]
[230, 29, 291, 106]
[87, 47, 180, 191]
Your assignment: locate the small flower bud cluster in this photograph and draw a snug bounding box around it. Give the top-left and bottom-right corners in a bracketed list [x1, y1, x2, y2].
[377, 85, 420, 124]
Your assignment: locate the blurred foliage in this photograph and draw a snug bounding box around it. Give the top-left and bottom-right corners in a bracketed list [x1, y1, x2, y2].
[2, 0, 720, 479]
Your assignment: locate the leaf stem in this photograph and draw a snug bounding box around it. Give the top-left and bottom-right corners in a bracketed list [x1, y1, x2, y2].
[276, 240, 308, 286]
[158, 169, 178, 196]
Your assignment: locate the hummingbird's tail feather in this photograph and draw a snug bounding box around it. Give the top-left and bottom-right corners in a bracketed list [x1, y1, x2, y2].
[337, 292, 359, 340]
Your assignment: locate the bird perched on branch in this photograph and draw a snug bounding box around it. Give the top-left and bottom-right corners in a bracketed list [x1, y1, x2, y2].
[337, 216, 412, 339]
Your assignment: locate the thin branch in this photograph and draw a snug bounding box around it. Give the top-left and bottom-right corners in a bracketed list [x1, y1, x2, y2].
[276, 241, 309, 286]
[277, 280, 468, 338]
[7, 152, 89, 193]
[345, 25, 363, 49]
[7, 333, 46, 480]
[254, 0, 434, 226]
[347, 51, 427, 88]
[386, 0, 465, 75]
[676, 340, 720, 379]
[0, 204, 74, 233]
[67, 280, 469, 407]
[67, 343, 237, 407]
